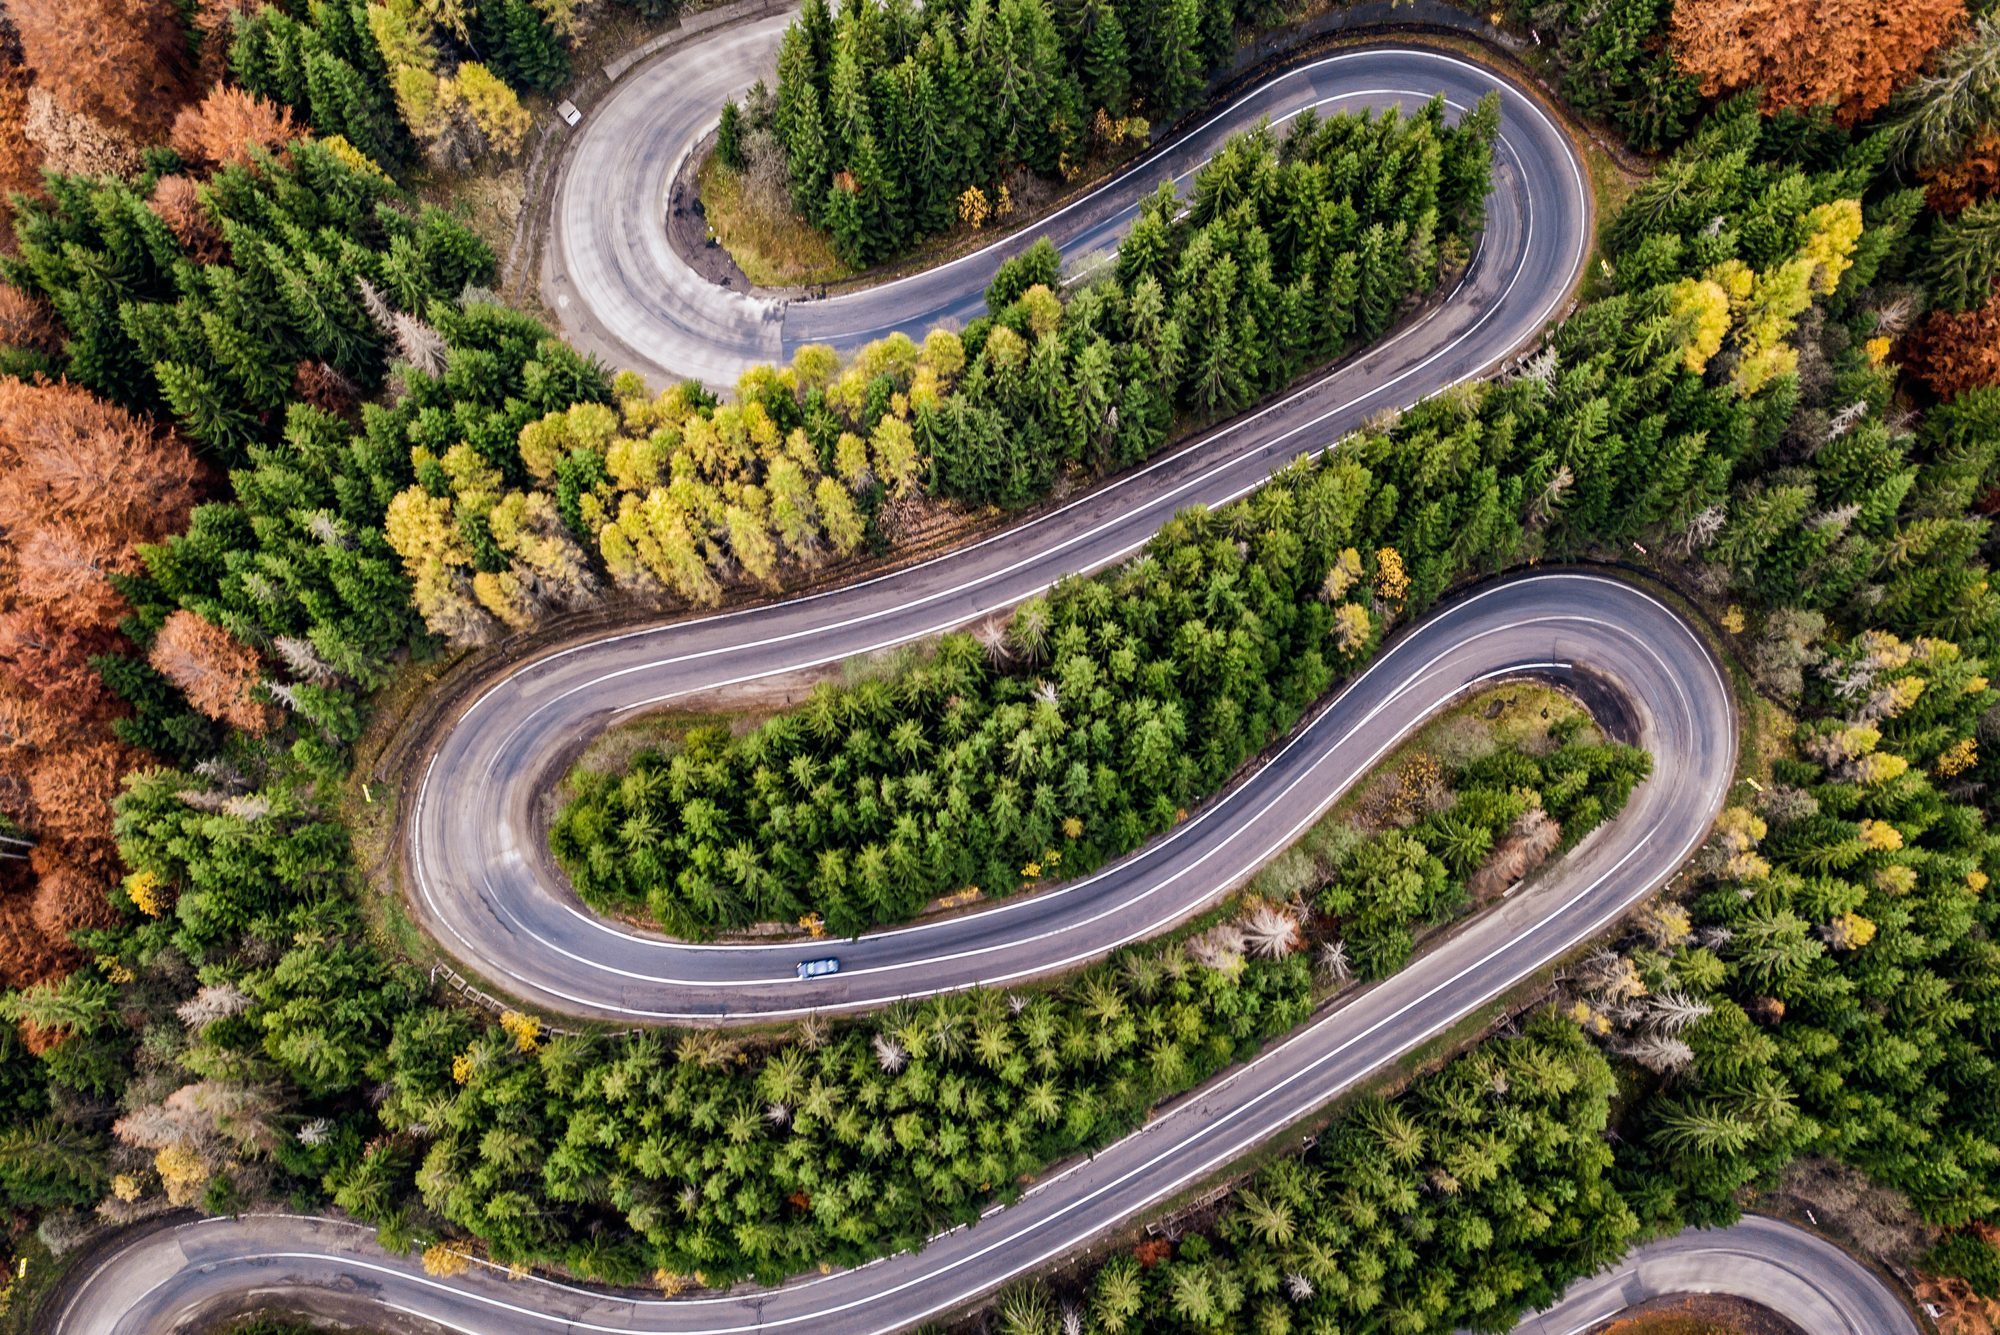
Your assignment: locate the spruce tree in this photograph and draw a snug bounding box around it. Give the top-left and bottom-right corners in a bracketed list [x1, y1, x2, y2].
[483, 0, 570, 94]
[716, 97, 746, 170]
[155, 360, 259, 456]
[1439, 92, 1500, 235]
[1926, 200, 2000, 311]
[903, 61, 955, 234]
[1079, 0, 1132, 113]
[826, 171, 867, 267]
[786, 82, 833, 224]
[1158, 0, 1205, 110]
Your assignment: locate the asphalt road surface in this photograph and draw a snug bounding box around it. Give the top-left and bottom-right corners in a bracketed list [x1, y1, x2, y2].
[44, 17, 1824, 1335]
[55, 1211, 1914, 1335]
[412, 572, 1731, 1022]
[428, 19, 1600, 1021]
[544, 3, 1586, 388]
[1510, 1215, 1920, 1335]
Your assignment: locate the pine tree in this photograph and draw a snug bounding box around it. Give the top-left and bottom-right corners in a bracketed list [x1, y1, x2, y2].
[826, 167, 868, 267]
[987, 236, 1063, 311]
[717, 97, 745, 170]
[1158, 0, 1204, 110]
[902, 61, 955, 235]
[1078, 0, 1132, 113]
[480, 0, 570, 95]
[993, 0, 1070, 174]
[1439, 92, 1499, 235]
[154, 361, 258, 457]
[826, 35, 872, 167]
[1925, 200, 2000, 312]
[786, 82, 833, 225]
[1890, 15, 2000, 172]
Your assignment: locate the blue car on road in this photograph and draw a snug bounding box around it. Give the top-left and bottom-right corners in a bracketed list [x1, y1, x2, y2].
[797, 957, 840, 980]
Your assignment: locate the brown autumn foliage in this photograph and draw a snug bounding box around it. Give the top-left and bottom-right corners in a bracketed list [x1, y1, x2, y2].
[194, 0, 264, 86]
[0, 284, 59, 356]
[294, 360, 360, 414]
[0, 379, 203, 988]
[11, 0, 196, 142]
[0, 16, 42, 249]
[0, 863, 73, 1000]
[171, 84, 300, 173]
[147, 175, 228, 264]
[149, 610, 273, 733]
[1670, 0, 1966, 123]
[1905, 285, 2000, 399]
[20, 88, 144, 179]
[1466, 806, 1564, 901]
[1925, 130, 2000, 213]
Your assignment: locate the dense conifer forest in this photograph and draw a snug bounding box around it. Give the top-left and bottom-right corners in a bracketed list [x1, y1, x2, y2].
[2, 0, 2000, 1323]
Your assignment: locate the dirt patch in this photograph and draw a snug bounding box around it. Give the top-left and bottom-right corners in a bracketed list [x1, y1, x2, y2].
[685, 132, 1146, 298]
[667, 141, 761, 292]
[1762, 1157, 1937, 1275]
[1343, 682, 1596, 833]
[1755, 1159, 1938, 1333]
[1596, 1294, 1805, 1335]
[686, 143, 852, 289]
[1916, 1273, 2000, 1335]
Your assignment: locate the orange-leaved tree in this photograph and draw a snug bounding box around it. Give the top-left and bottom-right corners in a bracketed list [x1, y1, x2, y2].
[148, 610, 274, 734]
[11, 0, 196, 143]
[169, 84, 300, 172]
[0, 17, 41, 248]
[1906, 286, 2000, 399]
[1671, 0, 1965, 124]
[0, 376, 202, 988]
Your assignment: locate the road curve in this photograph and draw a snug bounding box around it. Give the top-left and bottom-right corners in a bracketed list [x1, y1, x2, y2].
[1511, 1215, 1920, 1335]
[54, 1207, 1914, 1335]
[53, 17, 1773, 1335]
[546, 6, 1583, 387]
[413, 573, 1730, 1021]
[429, 26, 1596, 1021]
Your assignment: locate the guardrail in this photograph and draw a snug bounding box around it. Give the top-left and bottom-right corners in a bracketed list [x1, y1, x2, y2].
[427, 961, 645, 1039]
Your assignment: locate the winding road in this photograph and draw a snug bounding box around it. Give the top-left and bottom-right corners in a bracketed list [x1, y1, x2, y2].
[414, 573, 1729, 1022]
[55, 1210, 1915, 1335]
[543, 3, 1582, 388]
[41, 13, 1899, 1335]
[427, 21, 1598, 1021]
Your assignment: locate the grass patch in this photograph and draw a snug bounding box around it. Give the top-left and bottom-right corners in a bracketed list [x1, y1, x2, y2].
[698, 152, 854, 288]
[0, 1231, 62, 1335]
[567, 706, 780, 783]
[1587, 139, 1646, 240]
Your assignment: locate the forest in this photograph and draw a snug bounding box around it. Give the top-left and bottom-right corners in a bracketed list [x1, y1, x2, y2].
[551, 447, 1640, 938]
[747, 0, 1499, 266]
[1, 0, 2000, 1322]
[751, 0, 1977, 265]
[552, 90, 1854, 937]
[1009, 609, 2000, 1335]
[2, 0, 657, 199]
[378, 95, 1493, 641]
